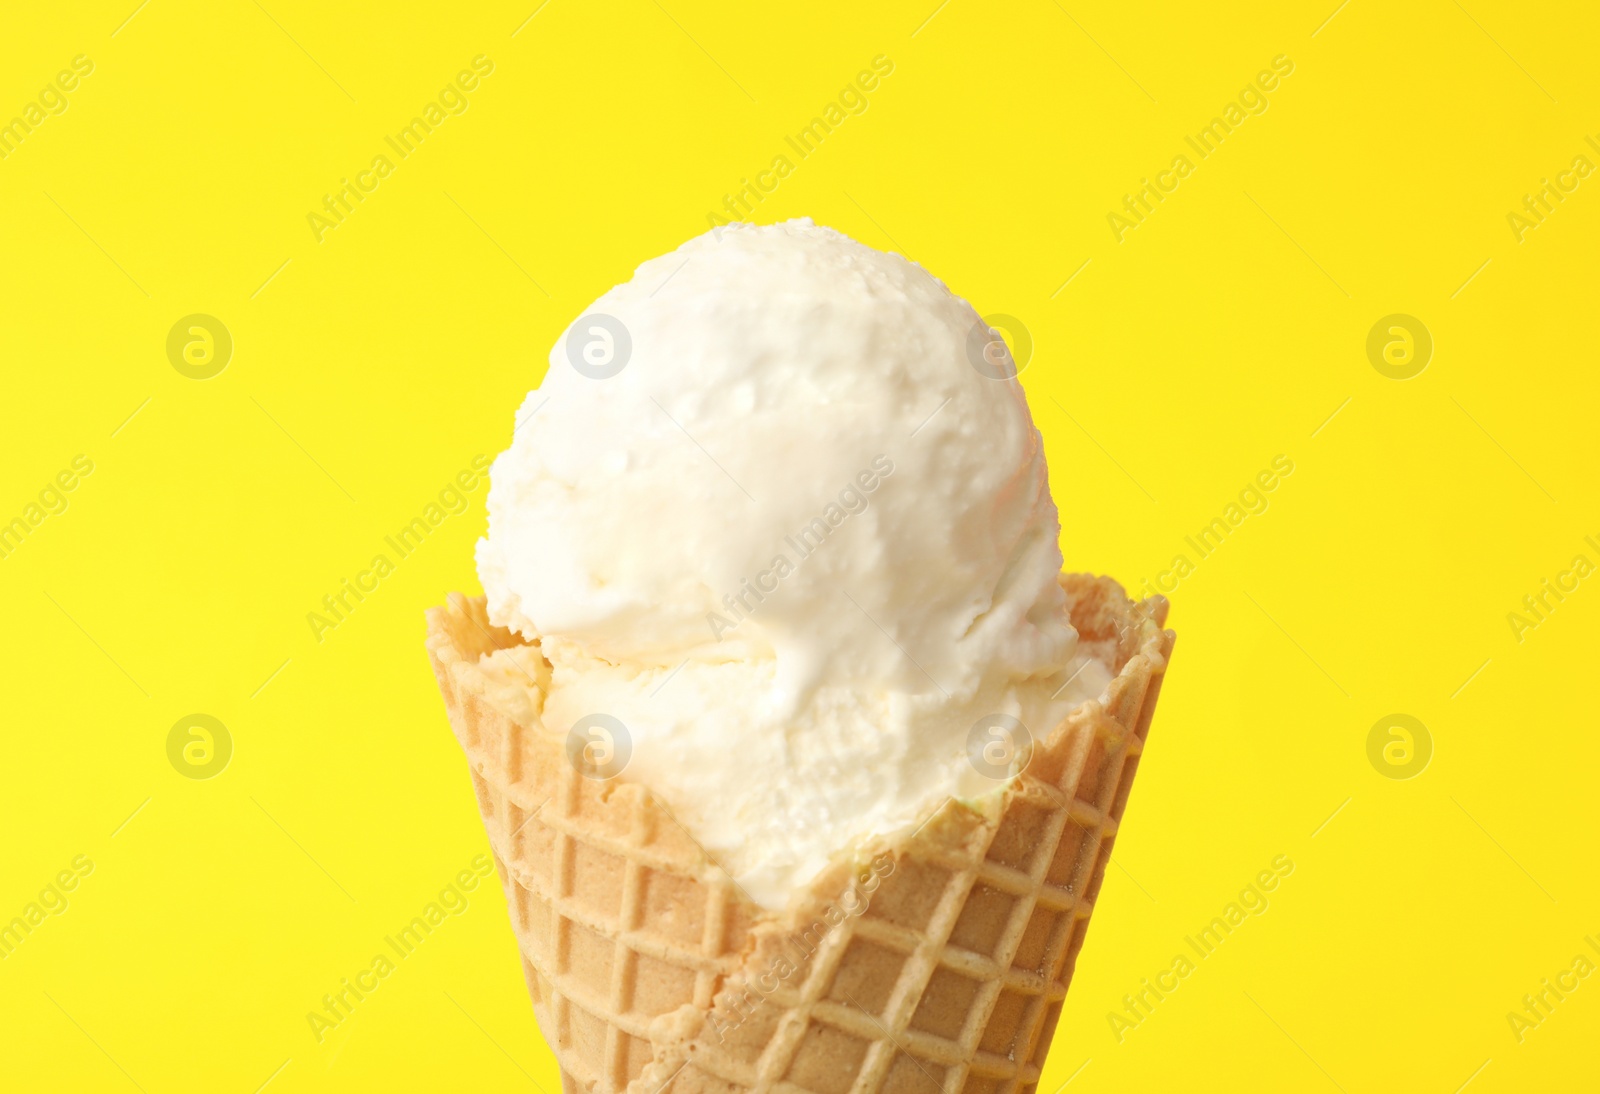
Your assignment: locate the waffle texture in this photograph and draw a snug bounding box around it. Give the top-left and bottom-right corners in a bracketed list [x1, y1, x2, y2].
[426, 574, 1174, 1094]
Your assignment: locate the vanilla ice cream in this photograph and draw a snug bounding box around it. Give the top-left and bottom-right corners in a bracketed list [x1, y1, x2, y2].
[476, 219, 1110, 909]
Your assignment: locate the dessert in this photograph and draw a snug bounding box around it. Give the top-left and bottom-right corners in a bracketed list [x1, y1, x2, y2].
[428, 220, 1174, 1094]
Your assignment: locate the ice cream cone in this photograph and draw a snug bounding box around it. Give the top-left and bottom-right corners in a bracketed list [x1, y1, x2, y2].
[427, 573, 1173, 1094]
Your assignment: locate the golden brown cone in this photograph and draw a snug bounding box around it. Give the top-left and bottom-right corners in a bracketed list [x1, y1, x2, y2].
[426, 574, 1174, 1094]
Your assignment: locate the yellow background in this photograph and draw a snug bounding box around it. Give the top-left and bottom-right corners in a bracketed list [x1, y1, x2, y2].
[2, 0, 1596, 1090]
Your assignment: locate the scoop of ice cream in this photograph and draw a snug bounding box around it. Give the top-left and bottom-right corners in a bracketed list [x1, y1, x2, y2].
[477, 219, 1109, 908]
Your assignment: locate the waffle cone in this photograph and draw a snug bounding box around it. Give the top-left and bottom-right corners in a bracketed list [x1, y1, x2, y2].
[426, 574, 1174, 1094]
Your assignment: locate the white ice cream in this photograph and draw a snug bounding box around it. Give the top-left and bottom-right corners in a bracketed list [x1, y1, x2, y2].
[477, 220, 1109, 909]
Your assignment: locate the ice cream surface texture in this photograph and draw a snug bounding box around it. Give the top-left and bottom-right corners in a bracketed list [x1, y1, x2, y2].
[477, 219, 1110, 909]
